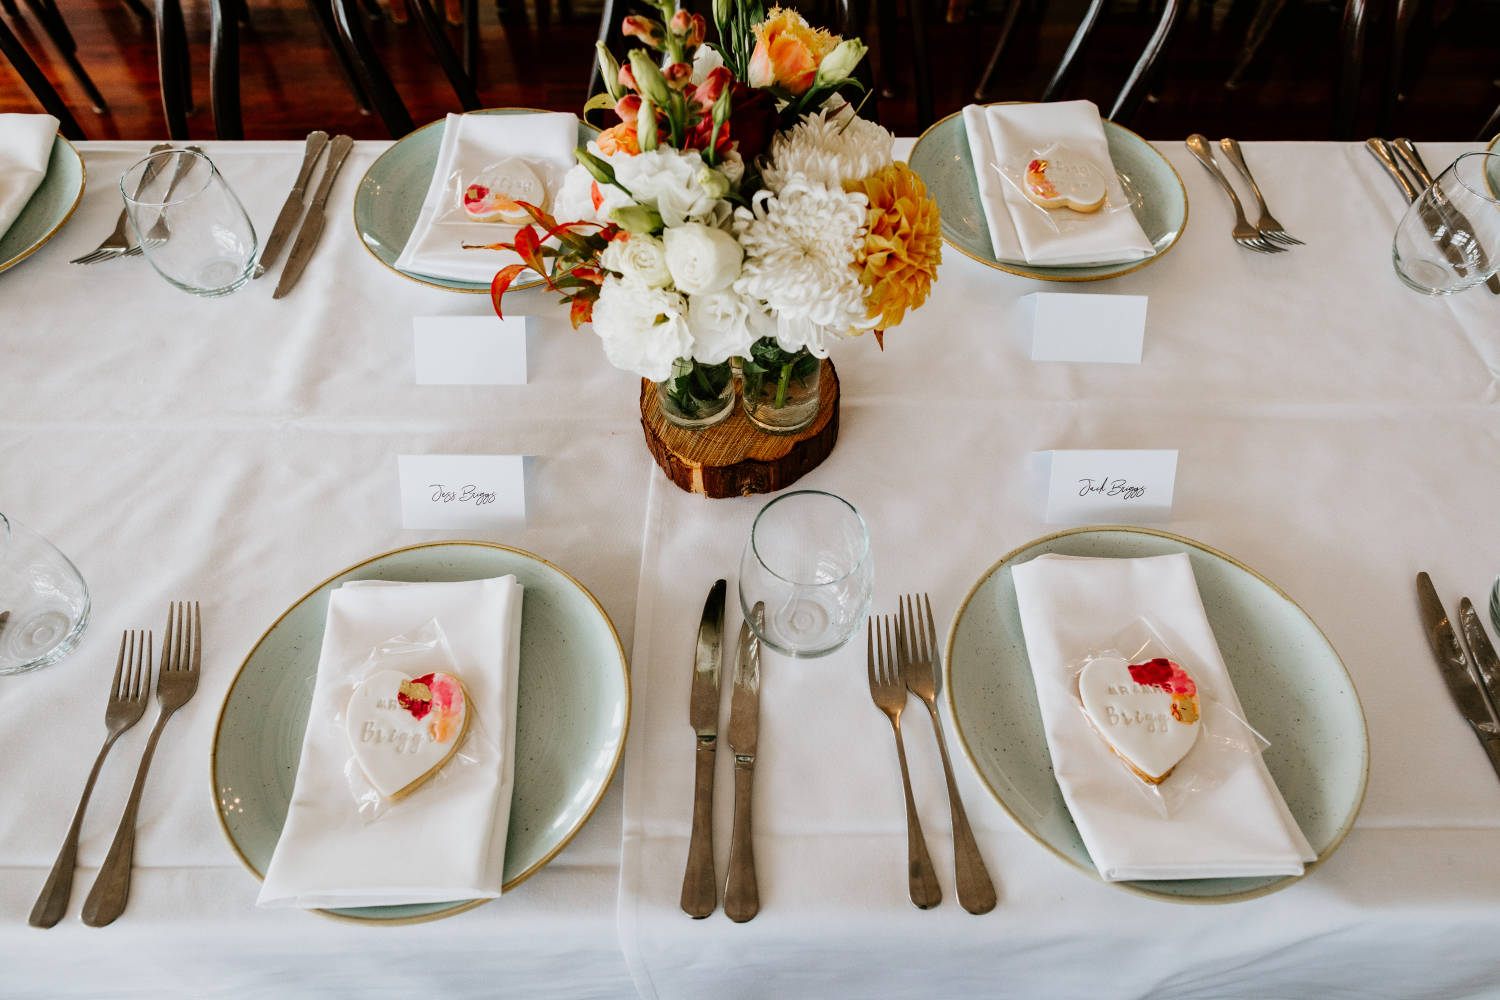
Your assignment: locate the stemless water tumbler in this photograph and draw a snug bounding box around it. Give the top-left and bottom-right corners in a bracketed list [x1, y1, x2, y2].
[1392, 151, 1500, 295]
[738, 490, 873, 658]
[121, 148, 257, 297]
[0, 513, 90, 675]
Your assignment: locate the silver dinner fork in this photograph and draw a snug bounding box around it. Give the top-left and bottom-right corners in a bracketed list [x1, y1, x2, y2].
[82, 602, 201, 927]
[1184, 134, 1285, 254]
[1217, 138, 1304, 247]
[900, 594, 996, 915]
[70, 143, 172, 264]
[867, 613, 942, 910]
[132, 145, 205, 255]
[28, 631, 152, 928]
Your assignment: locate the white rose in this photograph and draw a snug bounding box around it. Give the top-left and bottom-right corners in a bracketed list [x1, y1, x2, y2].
[686, 290, 767, 364]
[664, 222, 742, 295]
[591, 276, 692, 382]
[601, 233, 671, 288]
[614, 149, 722, 227]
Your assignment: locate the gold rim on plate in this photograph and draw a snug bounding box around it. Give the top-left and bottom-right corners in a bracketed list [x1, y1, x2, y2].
[209, 539, 631, 926]
[942, 524, 1369, 905]
[352, 108, 599, 295]
[911, 104, 1189, 283]
[0, 135, 86, 276]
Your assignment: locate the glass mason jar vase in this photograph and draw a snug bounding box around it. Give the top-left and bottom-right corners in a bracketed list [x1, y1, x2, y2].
[740, 342, 821, 434]
[656, 357, 735, 430]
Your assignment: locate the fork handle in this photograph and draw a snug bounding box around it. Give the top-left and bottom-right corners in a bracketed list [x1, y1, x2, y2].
[679, 739, 718, 918]
[1216, 138, 1272, 216]
[1184, 135, 1251, 226]
[723, 756, 758, 922]
[82, 709, 171, 927]
[29, 735, 119, 928]
[891, 724, 942, 910]
[925, 704, 996, 915]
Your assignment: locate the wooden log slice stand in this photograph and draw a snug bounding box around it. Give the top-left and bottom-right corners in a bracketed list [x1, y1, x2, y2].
[639, 359, 839, 498]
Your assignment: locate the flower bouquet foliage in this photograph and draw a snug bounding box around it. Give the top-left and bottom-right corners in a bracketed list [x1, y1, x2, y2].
[482, 0, 942, 420]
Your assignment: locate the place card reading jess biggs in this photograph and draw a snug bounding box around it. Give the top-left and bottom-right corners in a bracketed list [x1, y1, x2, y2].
[1040, 449, 1177, 524]
[397, 455, 525, 529]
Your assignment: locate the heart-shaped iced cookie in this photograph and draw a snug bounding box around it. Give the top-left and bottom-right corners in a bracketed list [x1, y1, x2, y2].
[462, 159, 546, 224]
[346, 669, 471, 799]
[1078, 655, 1200, 784]
[1022, 155, 1108, 214]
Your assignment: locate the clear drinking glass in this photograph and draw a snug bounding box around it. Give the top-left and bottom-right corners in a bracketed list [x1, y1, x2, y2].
[121, 148, 257, 296]
[0, 513, 90, 675]
[738, 490, 873, 658]
[1392, 152, 1500, 295]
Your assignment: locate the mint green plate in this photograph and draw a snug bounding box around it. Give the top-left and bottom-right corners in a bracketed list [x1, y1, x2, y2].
[945, 526, 1368, 903]
[0, 135, 84, 275]
[353, 108, 595, 294]
[212, 541, 629, 923]
[908, 107, 1188, 282]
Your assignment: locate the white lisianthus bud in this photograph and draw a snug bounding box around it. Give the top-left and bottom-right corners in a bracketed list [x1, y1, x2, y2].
[601, 233, 672, 288]
[663, 222, 742, 295]
[695, 166, 731, 200]
[814, 38, 868, 88]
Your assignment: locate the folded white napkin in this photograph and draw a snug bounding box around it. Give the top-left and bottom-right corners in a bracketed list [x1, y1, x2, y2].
[257, 575, 524, 908]
[0, 114, 59, 242]
[1010, 552, 1314, 881]
[961, 101, 1153, 266]
[394, 111, 578, 283]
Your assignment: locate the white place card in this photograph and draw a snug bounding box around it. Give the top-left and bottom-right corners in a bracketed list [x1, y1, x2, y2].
[398, 455, 526, 529]
[1027, 292, 1148, 364]
[1040, 449, 1177, 523]
[413, 316, 528, 385]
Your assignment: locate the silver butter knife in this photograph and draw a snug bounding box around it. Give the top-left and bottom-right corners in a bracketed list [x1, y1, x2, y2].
[680, 579, 726, 919]
[1417, 573, 1500, 780]
[1459, 598, 1500, 720]
[272, 134, 354, 300]
[1391, 138, 1500, 296]
[254, 130, 329, 279]
[724, 604, 762, 923]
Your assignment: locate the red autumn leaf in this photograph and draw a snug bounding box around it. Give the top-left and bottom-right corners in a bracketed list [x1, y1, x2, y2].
[513, 226, 543, 271]
[489, 263, 530, 319]
[873, 329, 885, 350]
[569, 295, 594, 329]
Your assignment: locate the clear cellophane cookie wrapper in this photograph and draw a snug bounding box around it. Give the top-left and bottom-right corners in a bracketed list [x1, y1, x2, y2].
[329, 619, 499, 823]
[438, 156, 552, 228]
[1058, 617, 1268, 818]
[997, 142, 1137, 237]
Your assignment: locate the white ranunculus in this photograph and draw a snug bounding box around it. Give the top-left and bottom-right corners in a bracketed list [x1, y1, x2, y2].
[591, 275, 692, 382]
[613, 149, 723, 228]
[686, 290, 766, 364]
[601, 233, 671, 288]
[663, 222, 742, 295]
[554, 161, 632, 226]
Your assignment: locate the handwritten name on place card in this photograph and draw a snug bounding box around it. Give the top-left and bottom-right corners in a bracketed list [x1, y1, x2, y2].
[413, 315, 528, 385]
[1027, 292, 1147, 364]
[398, 455, 525, 529]
[1041, 449, 1177, 523]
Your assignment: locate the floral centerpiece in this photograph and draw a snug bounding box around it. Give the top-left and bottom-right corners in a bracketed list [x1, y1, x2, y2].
[480, 0, 941, 432]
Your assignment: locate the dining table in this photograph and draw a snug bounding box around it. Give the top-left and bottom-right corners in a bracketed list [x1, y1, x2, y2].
[4, 133, 1500, 1000]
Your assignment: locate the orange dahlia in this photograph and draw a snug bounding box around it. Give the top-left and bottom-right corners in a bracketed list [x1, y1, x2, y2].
[844, 162, 942, 331]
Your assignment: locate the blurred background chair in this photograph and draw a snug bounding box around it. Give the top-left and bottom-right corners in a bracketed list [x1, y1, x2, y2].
[330, 0, 479, 136]
[0, 12, 85, 136]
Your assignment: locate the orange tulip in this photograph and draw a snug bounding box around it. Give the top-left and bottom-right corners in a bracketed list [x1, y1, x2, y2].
[747, 7, 839, 95]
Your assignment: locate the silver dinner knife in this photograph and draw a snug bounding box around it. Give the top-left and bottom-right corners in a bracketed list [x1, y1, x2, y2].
[680, 579, 726, 919]
[1391, 138, 1500, 296]
[1416, 573, 1500, 780]
[254, 130, 329, 279]
[272, 134, 354, 299]
[723, 604, 762, 923]
[1366, 138, 1420, 202]
[1459, 598, 1500, 720]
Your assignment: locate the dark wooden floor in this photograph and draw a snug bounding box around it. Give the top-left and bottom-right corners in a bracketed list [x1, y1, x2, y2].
[3, 0, 1498, 140]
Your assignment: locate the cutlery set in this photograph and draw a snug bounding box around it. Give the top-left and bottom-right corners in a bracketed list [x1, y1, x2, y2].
[29, 602, 201, 928]
[866, 594, 996, 914]
[261, 131, 355, 299]
[68, 143, 171, 264]
[1185, 135, 1304, 253]
[1417, 574, 1500, 775]
[680, 581, 763, 922]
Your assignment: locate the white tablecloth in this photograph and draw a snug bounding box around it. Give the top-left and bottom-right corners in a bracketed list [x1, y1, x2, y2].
[4, 138, 1500, 999]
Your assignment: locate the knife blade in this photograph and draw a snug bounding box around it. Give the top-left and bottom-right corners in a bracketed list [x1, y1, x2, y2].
[680, 578, 726, 919]
[1459, 597, 1500, 719]
[1390, 138, 1500, 296]
[1416, 573, 1500, 780]
[272, 134, 353, 300]
[1366, 138, 1420, 202]
[724, 604, 762, 923]
[254, 130, 329, 280]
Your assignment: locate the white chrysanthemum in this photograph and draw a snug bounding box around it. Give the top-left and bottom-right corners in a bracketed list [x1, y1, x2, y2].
[759, 108, 895, 193]
[613, 148, 728, 228]
[554, 161, 632, 226]
[601, 233, 672, 288]
[686, 289, 772, 364]
[732, 178, 870, 356]
[591, 276, 692, 382]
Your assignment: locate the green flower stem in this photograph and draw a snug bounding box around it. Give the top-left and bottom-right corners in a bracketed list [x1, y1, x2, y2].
[774, 361, 792, 409]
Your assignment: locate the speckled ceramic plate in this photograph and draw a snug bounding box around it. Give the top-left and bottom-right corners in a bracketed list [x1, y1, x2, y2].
[353, 108, 595, 294]
[0, 135, 84, 275]
[212, 541, 629, 923]
[908, 106, 1187, 282]
[945, 526, 1368, 903]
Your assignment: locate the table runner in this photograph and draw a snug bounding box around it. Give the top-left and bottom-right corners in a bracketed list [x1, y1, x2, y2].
[617, 142, 1500, 999]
